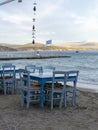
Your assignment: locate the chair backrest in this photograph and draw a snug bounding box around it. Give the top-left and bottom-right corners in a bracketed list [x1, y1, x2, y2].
[25, 65, 36, 73]
[25, 65, 42, 74]
[1, 63, 13, 73]
[52, 70, 79, 90]
[65, 70, 79, 92]
[2, 64, 16, 86]
[1, 63, 13, 67]
[52, 71, 69, 90]
[2, 64, 16, 78]
[19, 69, 30, 90]
[42, 66, 55, 73]
[67, 70, 79, 82]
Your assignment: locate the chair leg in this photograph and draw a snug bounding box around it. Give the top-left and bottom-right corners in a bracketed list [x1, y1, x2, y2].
[26, 96, 30, 109]
[4, 84, 6, 95]
[11, 85, 14, 94]
[72, 81, 77, 106]
[64, 93, 67, 108]
[60, 93, 63, 109]
[15, 80, 18, 94]
[51, 92, 53, 110]
[21, 99, 24, 107]
[72, 91, 76, 106]
[21, 93, 25, 107]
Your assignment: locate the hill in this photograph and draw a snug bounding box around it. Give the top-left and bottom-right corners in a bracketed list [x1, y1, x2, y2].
[0, 44, 17, 51]
[53, 41, 98, 50]
[0, 41, 98, 51]
[0, 42, 67, 51]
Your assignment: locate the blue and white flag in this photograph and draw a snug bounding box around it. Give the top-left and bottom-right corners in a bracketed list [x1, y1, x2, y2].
[46, 40, 52, 44]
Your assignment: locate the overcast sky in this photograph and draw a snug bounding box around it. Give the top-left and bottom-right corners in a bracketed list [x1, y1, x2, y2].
[0, 0, 98, 44]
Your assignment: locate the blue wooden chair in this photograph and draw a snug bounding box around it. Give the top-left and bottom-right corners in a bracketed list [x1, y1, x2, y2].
[19, 69, 40, 109]
[65, 70, 79, 107]
[2, 64, 16, 95]
[45, 70, 79, 109]
[45, 71, 69, 109]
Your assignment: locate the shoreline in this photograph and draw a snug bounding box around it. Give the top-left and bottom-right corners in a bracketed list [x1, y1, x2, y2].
[77, 82, 98, 93]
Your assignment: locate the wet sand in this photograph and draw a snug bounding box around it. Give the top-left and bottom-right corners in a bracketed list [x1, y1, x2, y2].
[0, 90, 98, 130]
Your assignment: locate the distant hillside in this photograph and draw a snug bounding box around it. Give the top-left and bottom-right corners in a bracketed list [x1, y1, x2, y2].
[80, 43, 96, 46]
[0, 41, 98, 51]
[15, 43, 67, 51]
[0, 45, 17, 51]
[0, 43, 67, 51]
[53, 41, 98, 50]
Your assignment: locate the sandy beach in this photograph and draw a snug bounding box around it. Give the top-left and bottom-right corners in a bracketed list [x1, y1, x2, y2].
[0, 89, 98, 130]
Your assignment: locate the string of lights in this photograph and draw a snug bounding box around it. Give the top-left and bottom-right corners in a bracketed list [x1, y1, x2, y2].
[0, 0, 37, 45]
[32, 1, 37, 44]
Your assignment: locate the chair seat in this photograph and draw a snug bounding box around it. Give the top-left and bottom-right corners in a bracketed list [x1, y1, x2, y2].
[66, 85, 74, 92]
[0, 76, 3, 79]
[45, 82, 63, 89]
[0, 77, 3, 83]
[30, 81, 40, 86]
[23, 85, 40, 90]
[4, 76, 13, 79]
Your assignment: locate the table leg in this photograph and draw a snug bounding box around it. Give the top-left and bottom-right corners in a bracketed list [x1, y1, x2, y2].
[40, 79, 45, 108]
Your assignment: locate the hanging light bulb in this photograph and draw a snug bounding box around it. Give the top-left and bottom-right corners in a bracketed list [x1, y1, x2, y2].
[32, 39, 35, 44]
[32, 18, 36, 22]
[32, 25, 35, 31]
[33, 6, 36, 12]
[33, 2, 37, 5]
[32, 32, 35, 35]
[32, 36, 35, 38]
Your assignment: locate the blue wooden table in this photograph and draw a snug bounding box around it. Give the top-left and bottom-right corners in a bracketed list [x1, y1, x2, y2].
[29, 72, 77, 108]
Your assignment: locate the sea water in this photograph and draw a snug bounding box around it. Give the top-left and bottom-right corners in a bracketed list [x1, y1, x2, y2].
[0, 50, 98, 91]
